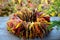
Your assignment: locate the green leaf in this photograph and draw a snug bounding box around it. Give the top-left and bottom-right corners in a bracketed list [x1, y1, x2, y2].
[47, 21, 60, 30]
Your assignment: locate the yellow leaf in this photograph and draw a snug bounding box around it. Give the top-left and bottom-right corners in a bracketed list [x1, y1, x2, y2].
[7, 27, 12, 32]
[45, 0, 48, 4]
[51, 0, 54, 3]
[7, 27, 10, 30]
[50, 12, 56, 16]
[58, 13, 60, 17]
[45, 21, 51, 24]
[11, 29, 15, 33]
[18, 0, 21, 4]
[16, 23, 21, 28]
[41, 0, 44, 4]
[12, 0, 15, 3]
[30, 31, 32, 38]
[29, 22, 34, 29]
[37, 4, 42, 11]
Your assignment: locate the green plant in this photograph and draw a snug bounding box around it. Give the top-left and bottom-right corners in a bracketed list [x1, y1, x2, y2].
[0, 1, 17, 16]
[47, 0, 60, 16]
[47, 21, 60, 31]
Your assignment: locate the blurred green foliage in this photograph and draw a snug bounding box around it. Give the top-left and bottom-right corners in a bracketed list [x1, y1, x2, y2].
[47, 21, 60, 31]
[0, 1, 17, 16]
[37, 0, 60, 17]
